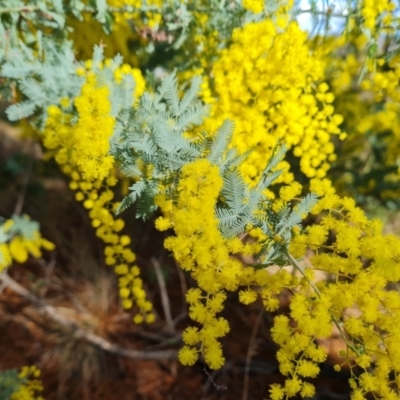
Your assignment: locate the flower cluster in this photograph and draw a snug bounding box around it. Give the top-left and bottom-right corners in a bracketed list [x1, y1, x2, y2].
[358, 54, 400, 200]
[319, 32, 400, 204]
[201, 18, 345, 197]
[360, 0, 397, 36]
[9, 366, 44, 400]
[42, 61, 153, 322]
[155, 159, 301, 369]
[108, 0, 163, 29]
[280, 195, 400, 399]
[44, 57, 144, 182]
[0, 216, 55, 272]
[44, 85, 113, 181]
[73, 169, 154, 324]
[155, 159, 239, 368]
[242, 0, 264, 14]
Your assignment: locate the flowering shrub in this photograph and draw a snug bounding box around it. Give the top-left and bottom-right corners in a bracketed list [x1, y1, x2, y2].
[0, 366, 43, 400]
[1, 0, 400, 399]
[0, 215, 54, 271]
[320, 33, 400, 207]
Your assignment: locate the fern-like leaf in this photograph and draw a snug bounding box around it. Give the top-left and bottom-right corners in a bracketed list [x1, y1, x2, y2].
[19, 78, 48, 104]
[264, 143, 286, 176]
[6, 101, 36, 121]
[119, 163, 141, 178]
[161, 73, 180, 117]
[176, 103, 208, 132]
[222, 169, 245, 214]
[208, 119, 234, 164]
[92, 45, 104, 69]
[216, 207, 240, 228]
[286, 193, 318, 228]
[179, 75, 202, 112]
[10, 215, 40, 240]
[116, 180, 146, 215]
[261, 169, 283, 190]
[130, 134, 158, 156]
[135, 186, 158, 220]
[221, 219, 247, 238]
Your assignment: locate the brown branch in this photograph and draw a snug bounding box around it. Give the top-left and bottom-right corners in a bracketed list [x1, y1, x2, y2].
[174, 260, 188, 316]
[0, 271, 177, 361]
[203, 366, 227, 392]
[151, 256, 174, 333]
[242, 308, 263, 400]
[14, 158, 33, 216]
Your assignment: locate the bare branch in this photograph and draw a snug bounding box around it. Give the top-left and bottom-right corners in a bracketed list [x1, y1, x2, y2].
[0, 271, 177, 361]
[242, 308, 263, 400]
[14, 157, 33, 216]
[151, 256, 174, 333]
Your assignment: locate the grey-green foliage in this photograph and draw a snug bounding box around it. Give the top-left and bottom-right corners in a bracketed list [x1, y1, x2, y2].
[113, 72, 318, 267]
[0, 0, 245, 79]
[82, 46, 140, 117]
[0, 0, 113, 61]
[113, 73, 210, 218]
[0, 215, 40, 243]
[2, 38, 84, 125]
[216, 141, 318, 267]
[0, 0, 66, 61]
[0, 0, 118, 111]
[216, 144, 284, 239]
[0, 369, 26, 400]
[0, 214, 41, 267]
[1, 41, 138, 130]
[112, 72, 254, 220]
[255, 192, 318, 267]
[0, 0, 118, 61]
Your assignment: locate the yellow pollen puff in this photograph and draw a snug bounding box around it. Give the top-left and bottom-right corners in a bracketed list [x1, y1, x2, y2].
[154, 216, 172, 231]
[113, 219, 125, 232]
[120, 235, 131, 246]
[133, 314, 144, 324]
[75, 192, 84, 201]
[76, 66, 86, 76]
[83, 199, 94, 209]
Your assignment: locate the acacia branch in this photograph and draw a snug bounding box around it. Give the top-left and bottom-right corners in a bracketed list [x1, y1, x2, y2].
[0, 270, 177, 360]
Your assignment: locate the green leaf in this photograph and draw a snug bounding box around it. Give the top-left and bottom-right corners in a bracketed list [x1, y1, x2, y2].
[95, 0, 108, 23]
[6, 101, 36, 121]
[222, 169, 245, 214]
[208, 119, 234, 164]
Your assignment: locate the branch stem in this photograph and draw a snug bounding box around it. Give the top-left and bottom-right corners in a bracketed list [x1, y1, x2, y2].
[0, 270, 177, 360]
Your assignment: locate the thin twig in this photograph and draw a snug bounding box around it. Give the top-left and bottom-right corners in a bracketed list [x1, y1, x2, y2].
[0, 271, 177, 360]
[151, 256, 174, 332]
[13, 159, 33, 216]
[143, 336, 182, 351]
[242, 308, 263, 400]
[172, 311, 187, 328]
[203, 366, 227, 391]
[174, 260, 188, 315]
[36, 254, 57, 298]
[127, 329, 174, 343]
[297, 8, 349, 18]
